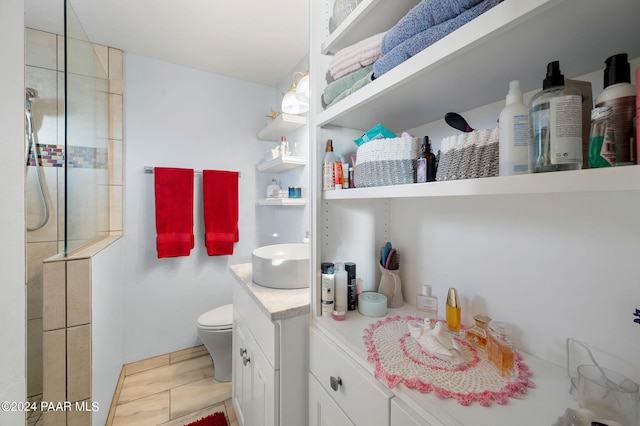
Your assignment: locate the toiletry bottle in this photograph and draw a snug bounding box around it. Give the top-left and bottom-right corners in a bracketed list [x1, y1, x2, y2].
[348, 166, 355, 188]
[594, 53, 636, 165]
[499, 80, 530, 176]
[487, 321, 515, 377]
[529, 61, 583, 172]
[345, 262, 357, 311]
[588, 106, 616, 168]
[322, 140, 336, 191]
[342, 162, 349, 188]
[425, 136, 437, 182]
[334, 157, 344, 190]
[416, 139, 427, 183]
[467, 314, 491, 349]
[446, 287, 461, 333]
[321, 263, 335, 318]
[334, 262, 348, 313]
[416, 284, 438, 320]
[280, 136, 289, 156]
[266, 178, 280, 198]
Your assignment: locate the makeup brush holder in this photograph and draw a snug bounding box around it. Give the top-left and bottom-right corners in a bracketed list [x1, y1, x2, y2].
[378, 264, 404, 308]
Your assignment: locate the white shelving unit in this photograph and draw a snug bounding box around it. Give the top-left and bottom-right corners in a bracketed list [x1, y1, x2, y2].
[258, 113, 307, 141]
[309, 0, 640, 425]
[257, 155, 307, 173]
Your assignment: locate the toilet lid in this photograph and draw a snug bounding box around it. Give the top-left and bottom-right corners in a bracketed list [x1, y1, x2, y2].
[198, 304, 233, 330]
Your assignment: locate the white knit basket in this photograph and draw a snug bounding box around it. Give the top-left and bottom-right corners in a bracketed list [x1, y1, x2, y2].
[354, 136, 419, 187]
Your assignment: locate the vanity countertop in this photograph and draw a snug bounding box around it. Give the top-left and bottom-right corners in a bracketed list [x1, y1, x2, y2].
[230, 263, 310, 321]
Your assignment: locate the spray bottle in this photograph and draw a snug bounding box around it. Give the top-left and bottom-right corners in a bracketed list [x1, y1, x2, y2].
[499, 80, 530, 175]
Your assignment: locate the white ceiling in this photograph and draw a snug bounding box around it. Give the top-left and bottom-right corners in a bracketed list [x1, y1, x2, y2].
[25, 0, 310, 87]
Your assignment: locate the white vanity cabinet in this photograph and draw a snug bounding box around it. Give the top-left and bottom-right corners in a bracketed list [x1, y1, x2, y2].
[309, 0, 640, 425]
[230, 264, 309, 426]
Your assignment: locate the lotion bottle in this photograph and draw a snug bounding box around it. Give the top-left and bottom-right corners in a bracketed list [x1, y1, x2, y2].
[499, 80, 530, 175]
[334, 262, 348, 313]
[321, 263, 335, 318]
[529, 61, 583, 173]
[594, 53, 636, 165]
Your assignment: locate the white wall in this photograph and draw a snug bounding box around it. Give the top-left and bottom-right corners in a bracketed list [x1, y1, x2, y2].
[122, 53, 275, 362]
[92, 239, 124, 424]
[0, 0, 26, 423]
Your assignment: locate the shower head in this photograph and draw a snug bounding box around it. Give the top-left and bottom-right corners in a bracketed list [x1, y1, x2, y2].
[26, 88, 38, 100]
[25, 88, 37, 112]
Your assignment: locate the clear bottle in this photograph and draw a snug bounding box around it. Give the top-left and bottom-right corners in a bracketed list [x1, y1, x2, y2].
[499, 80, 530, 176]
[322, 140, 336, 191]
[445, 287, 461, 333]
[487, 321, 515, 377]
[416, 284, 438, 320]
[466, 314, 491, 349]
[529, 61, 583, 173]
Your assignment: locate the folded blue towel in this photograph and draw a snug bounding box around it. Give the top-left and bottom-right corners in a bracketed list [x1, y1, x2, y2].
[381, 0, 485, 55]
[374, 0, 503, 77]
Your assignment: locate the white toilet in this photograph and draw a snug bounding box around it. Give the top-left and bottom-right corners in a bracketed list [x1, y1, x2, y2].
[197, 303, 233, 382]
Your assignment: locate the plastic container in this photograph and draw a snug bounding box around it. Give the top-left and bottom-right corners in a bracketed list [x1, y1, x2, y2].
[322, 140, 336, 191]
[594, 53, 636, 165]
[499, 80, 530, 175]
[334, 262, 348, 314]
[266, 179, 280, 198]
[529, 61, 583, 173]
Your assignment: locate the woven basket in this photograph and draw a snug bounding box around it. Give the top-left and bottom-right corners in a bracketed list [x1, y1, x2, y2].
[435, 128, 499, 182]
[354, 136, 419, 187]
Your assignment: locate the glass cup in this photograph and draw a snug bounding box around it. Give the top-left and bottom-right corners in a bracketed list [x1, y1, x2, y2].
[576, 364, 639, 426]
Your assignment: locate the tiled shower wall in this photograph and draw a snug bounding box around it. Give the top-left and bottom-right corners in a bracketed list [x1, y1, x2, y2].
[26, 27, 123, 425]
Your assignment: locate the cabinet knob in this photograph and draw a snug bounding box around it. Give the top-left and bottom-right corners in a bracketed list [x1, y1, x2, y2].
[330, 376, 342, 391]
[242, 355, 251, 366]
[239, 347, 247, 357]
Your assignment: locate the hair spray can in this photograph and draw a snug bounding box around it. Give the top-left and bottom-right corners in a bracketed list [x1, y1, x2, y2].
[345, 262, 357, 311]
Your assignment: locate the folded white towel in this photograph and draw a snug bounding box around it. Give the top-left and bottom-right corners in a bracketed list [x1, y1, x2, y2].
[329, 32, 386, 80]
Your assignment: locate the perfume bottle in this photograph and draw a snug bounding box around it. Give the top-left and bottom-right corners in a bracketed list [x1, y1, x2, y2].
[446, 287, 461, 333]
[416, 284, 438, 320]
[466, 314, 491, 349]
[487, 321, 515, 377]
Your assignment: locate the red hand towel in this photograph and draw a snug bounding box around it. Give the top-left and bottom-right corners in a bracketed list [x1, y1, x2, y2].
[203, 170, 239, 256]
[154, 167, 195, 258]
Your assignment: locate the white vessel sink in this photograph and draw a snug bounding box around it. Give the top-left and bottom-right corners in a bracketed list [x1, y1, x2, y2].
[252, 244, 310, 289]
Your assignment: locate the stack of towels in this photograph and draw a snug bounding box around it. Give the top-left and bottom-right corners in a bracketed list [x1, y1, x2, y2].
[323, 31, 386, 108]
[323, 0, 504, 107]
[373, 0, 503, 77]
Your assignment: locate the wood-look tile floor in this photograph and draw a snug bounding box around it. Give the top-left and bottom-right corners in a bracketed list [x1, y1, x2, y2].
[111, 350, 237, 426]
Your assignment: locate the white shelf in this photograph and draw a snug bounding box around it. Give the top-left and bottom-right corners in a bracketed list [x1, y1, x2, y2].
[317, 0, 640, 133]
[258, 113, 307, 141]
[258, 198, 307, 206]
[323, 166, 640, 200]
[321, 0, 420, 55]
[257, 156, 307, 173]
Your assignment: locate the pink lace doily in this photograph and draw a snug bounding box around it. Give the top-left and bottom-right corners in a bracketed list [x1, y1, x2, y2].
[363, 316, 535, 406]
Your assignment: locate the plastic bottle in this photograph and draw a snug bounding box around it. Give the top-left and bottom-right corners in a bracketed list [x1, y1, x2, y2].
[334, 262, 348, 312]
[322, 140, 336, 191]
[321, 263, 335, 318]
[529, 61, 583, 173]
[594, 53, 636, 165]
[499, 80, 530, 175]
[416, 139, 427, 183]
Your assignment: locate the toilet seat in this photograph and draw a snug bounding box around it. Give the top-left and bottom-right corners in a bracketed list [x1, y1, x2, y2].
[197, 304, 233, 331]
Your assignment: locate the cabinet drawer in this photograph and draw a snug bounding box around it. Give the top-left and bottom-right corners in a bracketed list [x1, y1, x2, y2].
[309, 327, 392, 426]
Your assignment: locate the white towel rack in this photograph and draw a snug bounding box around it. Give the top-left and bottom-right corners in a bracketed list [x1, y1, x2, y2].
[143, 166, 240, 177]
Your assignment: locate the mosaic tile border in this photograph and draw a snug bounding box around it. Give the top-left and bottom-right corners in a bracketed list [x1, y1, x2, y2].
[26, 144, 108, 169]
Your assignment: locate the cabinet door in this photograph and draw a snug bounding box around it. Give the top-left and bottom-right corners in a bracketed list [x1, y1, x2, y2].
[309, 374, 354, 426]
[249, 343, 279, 426]
[232, 317, 250, 426]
